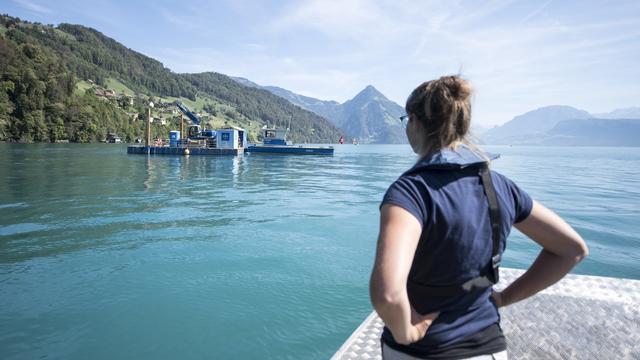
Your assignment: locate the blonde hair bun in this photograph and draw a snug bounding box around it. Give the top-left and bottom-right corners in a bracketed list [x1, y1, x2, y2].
[405, 75, 473, 155]
[441, 75, 471, 102]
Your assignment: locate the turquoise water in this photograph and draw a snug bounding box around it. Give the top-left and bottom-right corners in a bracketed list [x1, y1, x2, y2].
[0, 144, 638, 359]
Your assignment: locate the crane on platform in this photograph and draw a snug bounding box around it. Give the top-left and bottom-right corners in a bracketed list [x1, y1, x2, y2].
[175, 102, 216, 140]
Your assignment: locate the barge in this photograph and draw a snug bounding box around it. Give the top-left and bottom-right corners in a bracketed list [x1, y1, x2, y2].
[127, 128, 246, 156]
[246, 127, 334, 155]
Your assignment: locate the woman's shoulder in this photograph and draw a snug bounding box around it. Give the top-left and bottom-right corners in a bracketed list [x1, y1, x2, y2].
[382, 173, 434, 221]
[489, 169, 534, 223]
[384, 173, 430, 200]
[489, 169, 525, 193]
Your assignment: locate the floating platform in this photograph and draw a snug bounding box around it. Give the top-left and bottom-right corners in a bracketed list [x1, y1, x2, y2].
[127, 146, 243, 156]
[246, 144, 334, 155]
[332, 268, 640, 359]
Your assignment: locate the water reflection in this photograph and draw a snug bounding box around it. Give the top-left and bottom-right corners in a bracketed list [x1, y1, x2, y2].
[144, 155, 155, 191]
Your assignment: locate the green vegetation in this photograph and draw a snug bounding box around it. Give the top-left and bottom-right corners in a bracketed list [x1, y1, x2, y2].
[104, 78, 134, 96]
[181, 72, 343, 143]
[0, 14, 342, 143]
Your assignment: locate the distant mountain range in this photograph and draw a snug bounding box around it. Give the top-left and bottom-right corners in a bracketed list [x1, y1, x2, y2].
[481, 106, 640, 146]
[235, 77, 640, 147]
[237, 76, 640, 147]
[545, 118, 640, 146]
[5, 12, 634, 147]
[233, 77, 407, 144]
[593, 107, 640, 119]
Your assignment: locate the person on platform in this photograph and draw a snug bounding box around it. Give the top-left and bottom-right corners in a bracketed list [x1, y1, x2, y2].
[370, 75, 588, 359]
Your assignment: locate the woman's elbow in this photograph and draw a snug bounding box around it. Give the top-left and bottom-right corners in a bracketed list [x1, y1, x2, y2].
[564, 237, 589, 264]
[370, 281, 403, 309]
[576, 240, 589, 262]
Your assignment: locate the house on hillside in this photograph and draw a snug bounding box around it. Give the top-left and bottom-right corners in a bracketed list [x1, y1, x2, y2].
[148, 117, 167, 125]
[118, 94, 134, 106]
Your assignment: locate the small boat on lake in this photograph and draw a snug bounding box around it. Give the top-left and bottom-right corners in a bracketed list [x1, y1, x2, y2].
[246, 126, 334, 155]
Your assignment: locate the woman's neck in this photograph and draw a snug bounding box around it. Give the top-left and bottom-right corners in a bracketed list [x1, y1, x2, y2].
[417, 141, 463, 158]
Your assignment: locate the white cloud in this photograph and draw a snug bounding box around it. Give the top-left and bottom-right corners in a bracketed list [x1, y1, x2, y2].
[519, 0, 553, 24]
[143, 0, 639, 126]
[147, 45, 364, 102]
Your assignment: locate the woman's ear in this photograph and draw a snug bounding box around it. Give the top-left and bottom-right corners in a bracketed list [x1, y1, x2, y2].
[410, 115, 425, 133]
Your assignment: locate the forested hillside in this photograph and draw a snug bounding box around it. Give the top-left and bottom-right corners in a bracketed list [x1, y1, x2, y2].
[182, 72, 343, 143]
[0, 15, 341, 143]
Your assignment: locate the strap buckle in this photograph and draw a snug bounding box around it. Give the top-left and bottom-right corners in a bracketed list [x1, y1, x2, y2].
[492, 254, 501, 268]
[490, 254, 501, 283]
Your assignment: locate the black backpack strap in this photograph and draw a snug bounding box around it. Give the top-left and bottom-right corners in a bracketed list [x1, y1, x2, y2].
[407, 163, 502, 297]
[479, 164, 501, 284]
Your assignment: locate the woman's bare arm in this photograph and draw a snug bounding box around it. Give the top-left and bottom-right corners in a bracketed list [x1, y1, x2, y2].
[494, 200, 589, 308]
[369, 204, 438, 345]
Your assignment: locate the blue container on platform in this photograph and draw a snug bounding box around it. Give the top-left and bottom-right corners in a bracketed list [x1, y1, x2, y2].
[169, 131, 181, 147]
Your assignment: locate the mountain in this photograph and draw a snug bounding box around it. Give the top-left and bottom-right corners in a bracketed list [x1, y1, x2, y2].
[232, 78, 406, 143]
[593, 107, 640, 119]
[480, 105, 640, 146]
[230, 77, 262, 89]
[262, 85, 343, 122]
[481, 105, 593, 145]
[544, 119, 640, 146]
[231, 77, 342, 121]
[232, 75, 640, 146]
[470, 123, 492, 136]
[337, 85, 406, 144]
[179, 72, 342, 143]
[0, 15, 342, 143]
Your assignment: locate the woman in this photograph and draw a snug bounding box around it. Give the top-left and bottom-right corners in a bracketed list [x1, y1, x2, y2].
[369, 75, 588, 359]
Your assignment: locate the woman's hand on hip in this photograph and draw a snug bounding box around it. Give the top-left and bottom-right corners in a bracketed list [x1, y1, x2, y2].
[491, 290, 504, 308]
[398, 307, 439, 345]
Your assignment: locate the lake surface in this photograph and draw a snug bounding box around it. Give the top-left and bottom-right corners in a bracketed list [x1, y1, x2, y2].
[1, 144, 638, 359]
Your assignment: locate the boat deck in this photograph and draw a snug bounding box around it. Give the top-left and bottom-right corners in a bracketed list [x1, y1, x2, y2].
[331, 268, 640, 359]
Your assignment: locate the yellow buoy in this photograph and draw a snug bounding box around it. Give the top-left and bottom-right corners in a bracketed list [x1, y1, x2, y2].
[184, 148, 190, 156]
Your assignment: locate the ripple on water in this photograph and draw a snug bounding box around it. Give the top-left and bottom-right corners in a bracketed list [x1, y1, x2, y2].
[0, 223, 48, 236]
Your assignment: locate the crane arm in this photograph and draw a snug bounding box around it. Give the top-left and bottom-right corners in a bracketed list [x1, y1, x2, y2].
[176, 102, 201, 125]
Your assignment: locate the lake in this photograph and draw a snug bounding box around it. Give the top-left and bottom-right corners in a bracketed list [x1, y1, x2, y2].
[0, 144, 638, 359]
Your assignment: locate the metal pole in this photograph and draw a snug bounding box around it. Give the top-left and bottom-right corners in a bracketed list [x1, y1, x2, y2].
[146, 107, 151, 154]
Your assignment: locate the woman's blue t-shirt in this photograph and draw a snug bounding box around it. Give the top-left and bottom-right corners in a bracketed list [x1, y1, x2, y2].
[380, 147, 533, 352]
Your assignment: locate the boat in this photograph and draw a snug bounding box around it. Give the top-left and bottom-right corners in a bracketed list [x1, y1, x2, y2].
[246, 126, 334, 155]
[106, 133, 122, 143]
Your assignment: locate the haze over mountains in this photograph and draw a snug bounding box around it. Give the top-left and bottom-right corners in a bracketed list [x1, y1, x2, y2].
[481, 106, 640, 146]
[236, 76, 640, 147]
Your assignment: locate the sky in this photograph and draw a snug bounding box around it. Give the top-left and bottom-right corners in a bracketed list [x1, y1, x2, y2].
[2, 0, 639, 127]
